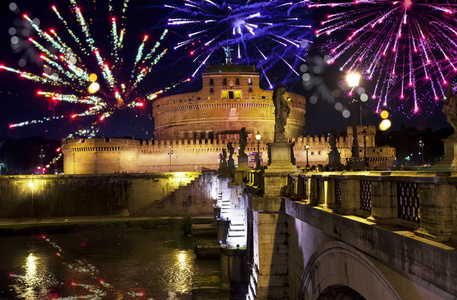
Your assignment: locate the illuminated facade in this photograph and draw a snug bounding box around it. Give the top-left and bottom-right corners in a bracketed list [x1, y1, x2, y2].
[61, 65, 395, 174]
[152, 65, 306, 141]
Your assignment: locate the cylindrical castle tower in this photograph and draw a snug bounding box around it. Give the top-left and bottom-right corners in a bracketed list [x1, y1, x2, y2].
[152, 64, 306, 140]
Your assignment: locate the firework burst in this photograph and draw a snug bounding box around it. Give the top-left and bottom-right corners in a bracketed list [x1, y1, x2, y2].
[311, 0, 457, 116]
[1, 0, 179, 141]
[166, 0, 313, 87]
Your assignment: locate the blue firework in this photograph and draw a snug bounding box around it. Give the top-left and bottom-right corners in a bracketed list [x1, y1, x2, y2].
[166, 0, 313, 87]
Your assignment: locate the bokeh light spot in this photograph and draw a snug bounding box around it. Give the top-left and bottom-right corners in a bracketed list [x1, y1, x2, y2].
[380, 110, 389, 119]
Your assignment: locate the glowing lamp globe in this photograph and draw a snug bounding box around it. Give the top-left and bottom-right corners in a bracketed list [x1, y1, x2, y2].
[256, 131, 261, 141]
[89, 73, 98, 82]
[380, 110, 389, 119]
[88, 82, 100, 94]
[346, 73, 361, 87]
[379, 119, 392, 131]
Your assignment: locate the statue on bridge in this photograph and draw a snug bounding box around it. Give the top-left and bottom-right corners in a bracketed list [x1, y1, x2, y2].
[227, 142, 235, 169]
[442, 84, 457, 138]
[222, 148, 227, 163]
[219, 148, 228, 170]
[239, 127, 248, 156]
[326, 128, 343, 171]
[273, 85, 290, 143]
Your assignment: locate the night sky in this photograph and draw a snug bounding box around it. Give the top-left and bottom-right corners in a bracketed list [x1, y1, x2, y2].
[0, 0, 451, 142]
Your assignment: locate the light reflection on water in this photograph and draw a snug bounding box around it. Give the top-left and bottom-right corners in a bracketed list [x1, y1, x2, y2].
[0, 228, 219, 299]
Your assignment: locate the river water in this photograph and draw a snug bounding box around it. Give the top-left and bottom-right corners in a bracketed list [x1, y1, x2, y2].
[0, 227, 219, 299]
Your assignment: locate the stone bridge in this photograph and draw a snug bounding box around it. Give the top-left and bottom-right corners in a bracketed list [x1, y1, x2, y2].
[215, 170, 457, 299]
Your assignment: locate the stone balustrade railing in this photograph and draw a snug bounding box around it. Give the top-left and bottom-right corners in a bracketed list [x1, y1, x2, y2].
[247, 170, 457, 243]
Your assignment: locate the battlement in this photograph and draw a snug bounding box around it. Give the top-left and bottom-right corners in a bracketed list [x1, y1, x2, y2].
[204, 64, 257, 74]
[61, 131, 395, 174]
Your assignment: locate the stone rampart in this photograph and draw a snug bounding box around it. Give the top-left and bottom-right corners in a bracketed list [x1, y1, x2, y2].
[62, 129, 396, 174]
[0, 172, 215, 218]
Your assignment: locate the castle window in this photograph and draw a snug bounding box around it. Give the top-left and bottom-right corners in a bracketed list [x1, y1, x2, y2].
[248, 78, 253, 85]
[262, 96, 266, 99]
[229, 91, 234, 99]
[197, 97, 201, 100]
[223, 78, 227, 85]
[249, 87, 253, 93]
[311, 152, 314, 155]
[210, 78, 214, 86]
[318, 151, 321, 155]
[210, 88, 214, 93]
[236, 78, 240, 85]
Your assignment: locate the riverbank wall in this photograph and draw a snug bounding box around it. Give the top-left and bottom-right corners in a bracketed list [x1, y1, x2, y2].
[0, 172, 217, 218]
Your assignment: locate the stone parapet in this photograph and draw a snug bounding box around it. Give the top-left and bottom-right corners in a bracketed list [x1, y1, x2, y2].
[288, 171, 457, 243]
[286, 199, 457, 299]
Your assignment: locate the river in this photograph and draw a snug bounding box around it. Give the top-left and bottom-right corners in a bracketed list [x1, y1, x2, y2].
[0, 226, 219, 299]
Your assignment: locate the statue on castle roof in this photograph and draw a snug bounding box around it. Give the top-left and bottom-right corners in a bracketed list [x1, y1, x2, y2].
[239, 127, 248, 156]
[273, 85, 290, 143]
[222, 46, 233, 65]
[442, 84, 457, 138]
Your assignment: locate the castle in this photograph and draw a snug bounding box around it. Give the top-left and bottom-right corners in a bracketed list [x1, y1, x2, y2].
[61, 64, 395, 174]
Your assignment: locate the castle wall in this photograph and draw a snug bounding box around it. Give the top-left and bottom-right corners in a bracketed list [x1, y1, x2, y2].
[62, 129, 396, 175]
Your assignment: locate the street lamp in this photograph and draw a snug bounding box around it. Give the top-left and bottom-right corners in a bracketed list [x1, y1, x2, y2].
[362, 127, 368, 167]
[419, 139, 424, 163]
[39, 146, 45, 174]
[255, 131, 261, 169]
[168, 145, 173, 172]
[305, 144, 310, 169]
[347, 73, 361, 167]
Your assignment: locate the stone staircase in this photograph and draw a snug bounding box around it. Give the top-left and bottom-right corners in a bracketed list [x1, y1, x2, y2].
[133, 173, 207, 216]
[246, 265, 259, 299]
[226, 222, 246, 249]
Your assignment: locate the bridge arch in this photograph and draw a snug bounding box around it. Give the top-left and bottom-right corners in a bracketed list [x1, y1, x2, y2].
[298, 241, 401, 300]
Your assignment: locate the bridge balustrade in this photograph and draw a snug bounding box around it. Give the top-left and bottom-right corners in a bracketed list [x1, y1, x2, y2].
[246, 170, 263, 195]
[280, 171, 456, 242]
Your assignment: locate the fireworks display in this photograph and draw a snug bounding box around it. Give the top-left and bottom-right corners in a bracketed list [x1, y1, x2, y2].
[311, 0, 457, 116]
[165, 0, 313, 87]
[1, 0, 175, 140]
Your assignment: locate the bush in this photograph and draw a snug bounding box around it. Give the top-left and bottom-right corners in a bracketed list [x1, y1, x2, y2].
[179, 215, 193, 236]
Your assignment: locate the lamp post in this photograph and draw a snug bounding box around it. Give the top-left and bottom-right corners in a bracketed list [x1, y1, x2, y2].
[305, 144, 310, 169]
[39, 146, 45, 174]
[347, 73, 361, 160]
[362, 127, 368, 167]
[168, 145, 173, 172]
[255, 131, 261, 169]
[419, 139, 424, 163]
